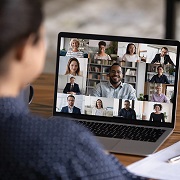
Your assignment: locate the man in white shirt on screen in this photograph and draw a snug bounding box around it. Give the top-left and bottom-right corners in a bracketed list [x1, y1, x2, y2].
[92, 63, 136, 100]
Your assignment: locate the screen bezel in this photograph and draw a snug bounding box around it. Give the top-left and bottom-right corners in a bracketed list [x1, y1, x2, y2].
[53, 32, 180, 128]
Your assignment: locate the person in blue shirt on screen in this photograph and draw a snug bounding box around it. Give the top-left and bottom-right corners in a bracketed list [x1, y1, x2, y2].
[92, 63, 137, 100]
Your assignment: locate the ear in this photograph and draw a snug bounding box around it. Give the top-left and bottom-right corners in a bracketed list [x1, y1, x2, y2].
[14, 41, 26, 61]
[120, 73, 123, 79]
[14, 34, 36, 61]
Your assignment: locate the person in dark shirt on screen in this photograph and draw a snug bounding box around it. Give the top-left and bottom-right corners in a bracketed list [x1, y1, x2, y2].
[63, 76, 81, 95]
[149, 65, 170, 84]
[61, 95, 81, 114]
[151, 47, 175, 66]
[149, 104, 165, 122]
[118, 100, 136, 120]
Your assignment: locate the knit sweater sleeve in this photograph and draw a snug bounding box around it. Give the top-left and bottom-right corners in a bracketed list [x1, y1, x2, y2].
[56, 120, 147, 180]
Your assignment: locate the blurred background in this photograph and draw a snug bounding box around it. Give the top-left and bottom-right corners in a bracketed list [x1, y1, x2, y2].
[43, 0, 180, 73]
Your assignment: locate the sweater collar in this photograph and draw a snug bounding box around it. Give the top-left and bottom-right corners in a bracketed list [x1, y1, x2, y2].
[0, 95, 29, 116]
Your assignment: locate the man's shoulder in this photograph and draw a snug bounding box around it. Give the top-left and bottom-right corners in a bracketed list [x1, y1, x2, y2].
[165, 54, 170, 58]
[129, 108, 135, 112]
[62, 106, 68, 109]
[74, 106, 78, 109]
[96, 81, 109, 87]
[162, 74, 168, 77]
[122, 82, 133, 88]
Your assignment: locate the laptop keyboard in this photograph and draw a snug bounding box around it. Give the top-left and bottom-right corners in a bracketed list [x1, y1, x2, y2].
[75, 120, 166, 142]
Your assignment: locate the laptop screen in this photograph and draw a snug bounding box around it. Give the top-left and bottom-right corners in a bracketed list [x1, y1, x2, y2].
[53, 32, 179, 128]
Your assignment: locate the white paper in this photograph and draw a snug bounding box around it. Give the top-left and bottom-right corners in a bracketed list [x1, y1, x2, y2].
[127, 141, 180, 180]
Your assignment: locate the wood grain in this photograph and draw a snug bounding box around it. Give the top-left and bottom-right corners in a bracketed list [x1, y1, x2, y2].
[29, 73, 180, 166]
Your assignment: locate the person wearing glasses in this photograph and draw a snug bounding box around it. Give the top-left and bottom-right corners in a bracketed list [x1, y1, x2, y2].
[92, 63, 136, 100]
[94, 41, 111, 61]
[151, 47, 175, 66]
[61, 95, 81, 114]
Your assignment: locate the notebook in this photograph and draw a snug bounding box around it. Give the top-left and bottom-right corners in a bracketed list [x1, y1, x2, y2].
[52, 32, 180, 156]
[127, 141, 180, 179]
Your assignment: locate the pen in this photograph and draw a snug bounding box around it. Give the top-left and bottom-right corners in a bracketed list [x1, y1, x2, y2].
[168, 155, 180, 163]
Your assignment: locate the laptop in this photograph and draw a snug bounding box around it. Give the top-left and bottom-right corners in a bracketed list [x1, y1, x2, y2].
[52, 32, 180, 156]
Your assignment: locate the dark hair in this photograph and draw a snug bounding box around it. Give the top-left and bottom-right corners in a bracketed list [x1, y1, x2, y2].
[96, 99, 103, 108]
[65, 57, 80, 76]
[161, 47, 168, 51]
[126, 43, 136, 54]
[153, 104, 162, 111]
[0, 0, 43, 74]
[157, 65, 164, 70]
[124, 100, 130, 104]
[98, 41, 106, 48]
[109, 63, 121, 72]
[70, 77, 75, 80]
[67, 95, 75, 100]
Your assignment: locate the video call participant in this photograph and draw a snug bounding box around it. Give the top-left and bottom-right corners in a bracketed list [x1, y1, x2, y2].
[118, 100, 136, 120]
[0, 0, 149, 179]
[61, 95, 81, 114]
[65, 57, 81, 76]
[92, 99, 106, 116]
[66, 38, 84, 58]
[92, 63, 136, 100]
[151, 47, 175, 66]
[94, 41, 111, 60]
[122, 43, 140, 62]
[151, 85, 169, 103]
[149, 104, 165, 122]
[149, 65, 170, 84]
[63, 77, 81, 95]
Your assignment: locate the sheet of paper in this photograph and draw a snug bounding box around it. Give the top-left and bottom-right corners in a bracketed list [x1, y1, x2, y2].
[127, 141, 180, 180]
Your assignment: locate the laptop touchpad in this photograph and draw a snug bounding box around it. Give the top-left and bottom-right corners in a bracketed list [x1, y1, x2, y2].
[96, 137, 120, 151]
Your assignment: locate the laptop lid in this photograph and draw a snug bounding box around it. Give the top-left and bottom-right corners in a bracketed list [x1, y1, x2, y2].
[53, 32, 179, 130]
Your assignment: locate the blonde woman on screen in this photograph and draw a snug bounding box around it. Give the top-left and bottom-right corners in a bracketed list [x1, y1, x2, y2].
[66, 38, 84, 58]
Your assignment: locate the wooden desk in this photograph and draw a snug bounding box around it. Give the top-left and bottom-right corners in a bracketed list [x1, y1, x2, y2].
[29, 73, 180, 166]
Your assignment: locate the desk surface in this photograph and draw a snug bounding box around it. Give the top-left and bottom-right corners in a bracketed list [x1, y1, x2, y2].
[29, 73, 180, 166]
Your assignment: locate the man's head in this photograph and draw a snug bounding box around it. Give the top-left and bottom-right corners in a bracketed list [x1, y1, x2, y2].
[70, 77, 75, 84]
[157, 65, 164, 75]
[156, 85, 162, 94]
[67, 95, 75, 107]
[124, 100, 130, 110]
[109, 63, 123, 87]
[160, 47, 168, 57]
